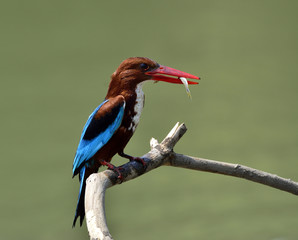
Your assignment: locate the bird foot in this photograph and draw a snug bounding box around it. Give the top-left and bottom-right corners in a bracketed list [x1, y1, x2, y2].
[99, 160, 124, 180]
[118, 152, 147, 168]
[129, 156, 147, 168]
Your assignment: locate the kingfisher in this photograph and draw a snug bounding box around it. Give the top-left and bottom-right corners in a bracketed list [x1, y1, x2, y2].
[72, 57, 200, 227]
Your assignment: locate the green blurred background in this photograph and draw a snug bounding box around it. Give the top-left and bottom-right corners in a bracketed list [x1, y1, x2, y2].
[1, 0, 297, 239]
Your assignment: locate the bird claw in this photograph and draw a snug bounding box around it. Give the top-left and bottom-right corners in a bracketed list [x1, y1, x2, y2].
[110, 166, 124, 180]
[129, 157, 147, 168]
[100, 160, 124, 180]
[118, 152, 147, 169]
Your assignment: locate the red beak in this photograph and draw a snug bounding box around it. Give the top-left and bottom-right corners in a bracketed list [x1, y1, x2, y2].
[146, 65, 200, 84]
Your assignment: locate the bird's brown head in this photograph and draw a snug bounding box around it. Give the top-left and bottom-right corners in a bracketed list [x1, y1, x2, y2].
[106, 57, 200, 97]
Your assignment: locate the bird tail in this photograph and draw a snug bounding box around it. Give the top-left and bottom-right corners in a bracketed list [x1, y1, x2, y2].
[72, 166, 87, 227]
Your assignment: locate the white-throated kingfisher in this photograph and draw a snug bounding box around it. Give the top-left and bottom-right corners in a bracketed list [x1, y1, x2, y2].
[72, 57, 200, 227]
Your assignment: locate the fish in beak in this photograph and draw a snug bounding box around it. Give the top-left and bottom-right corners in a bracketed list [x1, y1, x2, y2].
[146, 64, 200, 98]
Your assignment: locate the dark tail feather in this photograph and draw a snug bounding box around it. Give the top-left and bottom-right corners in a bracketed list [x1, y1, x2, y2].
[73, 166, 87, 227]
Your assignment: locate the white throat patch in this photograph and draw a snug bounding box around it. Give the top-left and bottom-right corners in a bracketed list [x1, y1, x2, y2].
[128, 83, 144, 132]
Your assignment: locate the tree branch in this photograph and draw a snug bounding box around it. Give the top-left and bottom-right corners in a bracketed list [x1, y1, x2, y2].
[84, 122, 298, 240]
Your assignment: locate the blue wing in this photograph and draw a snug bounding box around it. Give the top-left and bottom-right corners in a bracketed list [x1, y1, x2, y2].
[72, 97, 125, 176]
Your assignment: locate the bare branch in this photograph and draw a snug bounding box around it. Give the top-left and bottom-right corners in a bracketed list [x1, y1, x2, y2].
[168, 154, 298, 195]
[85, 122, 298, 240]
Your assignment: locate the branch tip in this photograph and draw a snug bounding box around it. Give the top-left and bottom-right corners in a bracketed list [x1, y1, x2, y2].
[150, 137, 159, 149]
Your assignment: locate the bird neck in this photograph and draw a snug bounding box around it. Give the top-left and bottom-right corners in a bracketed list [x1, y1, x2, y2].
[105, 74, 144, 100]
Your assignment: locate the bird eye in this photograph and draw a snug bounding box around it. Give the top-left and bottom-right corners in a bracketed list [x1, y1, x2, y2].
[140, 63, 150, 71]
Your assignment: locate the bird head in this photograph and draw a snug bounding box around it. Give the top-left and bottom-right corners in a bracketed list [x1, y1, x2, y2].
[107, 57, 200, 97]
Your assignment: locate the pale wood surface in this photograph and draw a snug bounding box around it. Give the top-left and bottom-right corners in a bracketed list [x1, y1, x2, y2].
[85, 122, 298, 240]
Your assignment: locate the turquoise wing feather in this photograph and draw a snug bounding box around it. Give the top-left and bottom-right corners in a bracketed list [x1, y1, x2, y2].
[72, 98, 125, 176]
